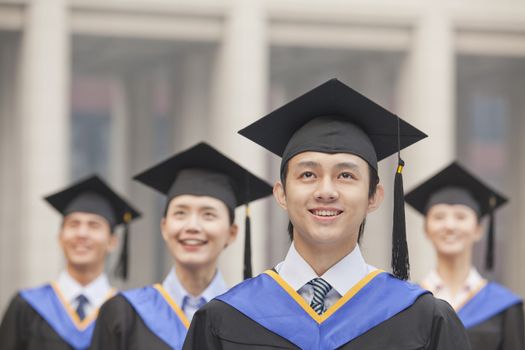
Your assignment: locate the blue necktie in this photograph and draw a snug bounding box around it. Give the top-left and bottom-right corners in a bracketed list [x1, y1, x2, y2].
[75, 294, 89, 320]
[182, 296, 207, 313]
[308, 278, 332, 315]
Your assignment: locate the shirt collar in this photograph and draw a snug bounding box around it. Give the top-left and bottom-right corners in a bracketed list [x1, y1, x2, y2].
[421, 270, 443, 292]
[56, 271, 112, 307]
[422, 267, 483, 293]
[276, 242, 375, 296]
[162, 267, 228, 307]
[464, 268, 483, 290]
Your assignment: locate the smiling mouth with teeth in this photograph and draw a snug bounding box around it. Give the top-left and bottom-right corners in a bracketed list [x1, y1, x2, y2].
[310, 210, 343, 217]
[179, 239, 207, 246]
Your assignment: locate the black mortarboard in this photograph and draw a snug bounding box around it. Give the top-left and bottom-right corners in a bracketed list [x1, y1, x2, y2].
[133, 142, 273, 279]
[405, 161, 508, 270]
[44, 175, 141, 279]
[239, 78, 428, 280]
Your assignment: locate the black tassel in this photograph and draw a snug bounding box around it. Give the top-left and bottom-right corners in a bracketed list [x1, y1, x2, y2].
[485, 196, 496, 271]
[392, 159, 410, 280]
[115, 212, 132, 280]
[243, 205, 252, 280]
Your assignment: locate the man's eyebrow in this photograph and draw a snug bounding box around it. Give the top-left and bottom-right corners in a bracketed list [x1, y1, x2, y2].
[295, 160, 321, 169]
[334, 162, 361, 173]
[200, 206, 219, 211]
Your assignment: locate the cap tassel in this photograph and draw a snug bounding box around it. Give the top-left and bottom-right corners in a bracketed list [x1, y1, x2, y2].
[115, 212, 132, 280]
[243, 205, 252, 280]
[485, 196, 496, 271]
[392, 159, 410, 280]
[392, 114, 410, 280]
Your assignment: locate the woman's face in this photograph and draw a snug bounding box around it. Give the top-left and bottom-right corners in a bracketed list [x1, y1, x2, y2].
[425, 204, 482, 257]
[161, 195, 238, 270]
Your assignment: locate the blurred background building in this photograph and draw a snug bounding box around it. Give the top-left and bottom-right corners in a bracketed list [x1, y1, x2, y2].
[1, 0, 525, 314]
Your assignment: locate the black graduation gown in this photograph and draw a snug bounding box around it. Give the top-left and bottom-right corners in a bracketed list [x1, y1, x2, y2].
[90, 285, 189, 350]
[466, 303, 524, 350]
[90, 295, 171, 350]
[183, 270, 471, 350]
[0, 294, 74, 350]
[451, 282, 524, 350]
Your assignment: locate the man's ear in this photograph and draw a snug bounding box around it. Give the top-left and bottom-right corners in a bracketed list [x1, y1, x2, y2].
[423, 218, 431, 239]
[367, 183, 384, 214]
[273, 181, 288, 211]
[58, 228, 65, 250]
[107, 232, 119, 253]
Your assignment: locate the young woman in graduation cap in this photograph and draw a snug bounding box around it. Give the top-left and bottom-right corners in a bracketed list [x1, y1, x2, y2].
[183, 79, 471, 349]
[406, 162, 524, 350]
[89, 142, 273, 350]
[0, 176, 141, 350]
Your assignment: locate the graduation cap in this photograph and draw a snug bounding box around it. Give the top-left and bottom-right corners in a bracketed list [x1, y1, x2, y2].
[133, 142, 273, 280]
[404, 161, 508, 270]
[44, 175, 141, 280]
[238, 78, 427, 280]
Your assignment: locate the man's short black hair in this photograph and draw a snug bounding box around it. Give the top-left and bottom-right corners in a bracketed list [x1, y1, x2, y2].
[282, 162, 380, 243]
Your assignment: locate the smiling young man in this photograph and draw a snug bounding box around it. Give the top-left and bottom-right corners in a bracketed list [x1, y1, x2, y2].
[406, 162, 524, 350]
[183, 79, 471, 349]
[89, 142, 272, 350]
[0, 176, 141, 350]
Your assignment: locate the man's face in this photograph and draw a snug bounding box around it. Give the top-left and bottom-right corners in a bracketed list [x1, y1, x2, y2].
[59, 212, 117, 270]
[425, 204, 482, 257]
[274, 151, 383, 252]
[161, 195, 238, 270]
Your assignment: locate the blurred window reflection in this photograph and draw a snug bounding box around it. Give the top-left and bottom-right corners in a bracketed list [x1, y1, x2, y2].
[71, 76, 112, 179]
[457, 55, 525, 279]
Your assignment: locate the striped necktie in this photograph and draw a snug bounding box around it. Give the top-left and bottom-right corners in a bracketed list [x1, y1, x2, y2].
[308, 278, 332, 315]
[75, 294, 89, 321]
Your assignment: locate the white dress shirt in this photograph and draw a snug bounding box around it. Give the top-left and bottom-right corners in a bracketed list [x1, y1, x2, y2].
[162, 267, 228, 320]
[56, 271, 113, 317]
[275, 243, 377, 309]
[420, 268, 486, 310]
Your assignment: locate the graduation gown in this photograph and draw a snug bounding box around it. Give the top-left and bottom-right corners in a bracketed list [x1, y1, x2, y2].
[89, 284, 189, 350]
[0, 283, 114, 350]
[183, 270, 471, 349]
[457, 282, 524, 350]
